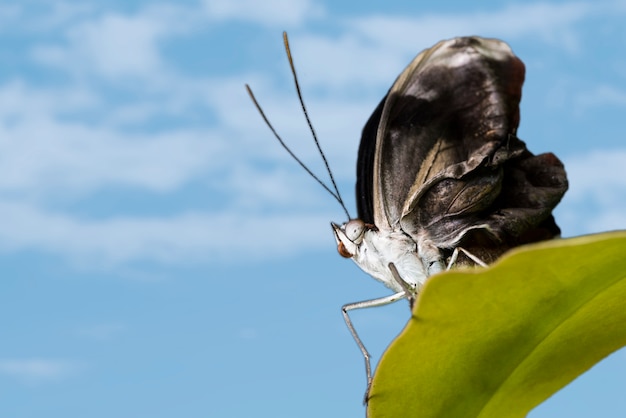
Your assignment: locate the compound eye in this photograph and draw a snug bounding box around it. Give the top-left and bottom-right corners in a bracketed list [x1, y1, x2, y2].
[344, 219, 365, 243]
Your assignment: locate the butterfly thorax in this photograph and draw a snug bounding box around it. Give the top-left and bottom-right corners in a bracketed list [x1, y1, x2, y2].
[333, 219, 444, 293]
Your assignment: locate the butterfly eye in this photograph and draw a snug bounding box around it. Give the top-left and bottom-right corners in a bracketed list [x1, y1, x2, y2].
[344, 219, 365, 243]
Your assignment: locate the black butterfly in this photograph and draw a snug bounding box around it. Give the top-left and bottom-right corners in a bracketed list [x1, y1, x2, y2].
[249, 34, 568, 399]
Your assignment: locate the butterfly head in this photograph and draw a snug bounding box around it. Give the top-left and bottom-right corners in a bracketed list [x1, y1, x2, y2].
[332, 219, 370, 258]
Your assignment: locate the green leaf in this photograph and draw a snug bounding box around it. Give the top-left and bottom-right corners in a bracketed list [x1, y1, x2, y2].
[367, 231, 626, 418]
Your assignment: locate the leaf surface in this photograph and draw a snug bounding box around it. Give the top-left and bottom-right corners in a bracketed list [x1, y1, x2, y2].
[368, 231, 626, 418]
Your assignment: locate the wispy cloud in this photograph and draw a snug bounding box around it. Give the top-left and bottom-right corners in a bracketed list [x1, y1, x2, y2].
[564, 150, 626, 201]
[0, 359, 80, 384]
[348, 2, 592, 50]
[575, 85, 626, 110]
[0, 0, 623, 268]
[280, 1, 626, 92]
[558, 150, 626, 235]
[202, 0, 324, 26]
[0, 202, 335, 264]
[30, 4, 197, 81]
[0, 121, 219, 198]
[0, 2, 94, 32]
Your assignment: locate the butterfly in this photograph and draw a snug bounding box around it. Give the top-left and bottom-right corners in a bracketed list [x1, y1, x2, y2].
[248, 34, 568, 400]
[332, 35, 568, 393]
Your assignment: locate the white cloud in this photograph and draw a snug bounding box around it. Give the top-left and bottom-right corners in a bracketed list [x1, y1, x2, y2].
[33, 14, 165, 79]
[0, 4, 20, 23]
[0, 0, 623, 268]
[0, 119, 221, 198]
[268, 2, 616, 93]
[30, 4, 197, 80]
[240, 79, 372, 172]
[0, 2, 94, 32]
[202, 0, 324, 26]
[0, 77, 238, 199]
[564, 150, 626, 201]
[0, 79, 98, 118]
[0, 359, 79, 384]
[558, 150, 626, 235]
[348, 2, 592, 51]
[575, 85, 626, 110]
[584, 209, 626, 234]
[0, 201, 336, 265]
[285, 33, 409, 90]
[0, 75, 345, 207]
[27, 2, 96, 31]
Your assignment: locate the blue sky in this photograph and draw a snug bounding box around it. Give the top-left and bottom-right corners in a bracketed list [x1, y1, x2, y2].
[0, 0, 625, 417]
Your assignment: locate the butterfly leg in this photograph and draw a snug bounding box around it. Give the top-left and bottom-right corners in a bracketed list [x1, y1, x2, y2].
[342, 291, 407, 404]
[446, 247, 488, 270]
[388, 262, 419, 309]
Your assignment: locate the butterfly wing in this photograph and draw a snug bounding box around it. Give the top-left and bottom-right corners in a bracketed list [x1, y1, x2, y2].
[356, 95, 385, 226]
[356, 37, 567, 256]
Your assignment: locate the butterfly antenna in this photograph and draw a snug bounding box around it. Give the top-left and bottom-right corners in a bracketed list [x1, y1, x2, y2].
[246, 84, 348, 216]
[281, 31, 351, 220]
